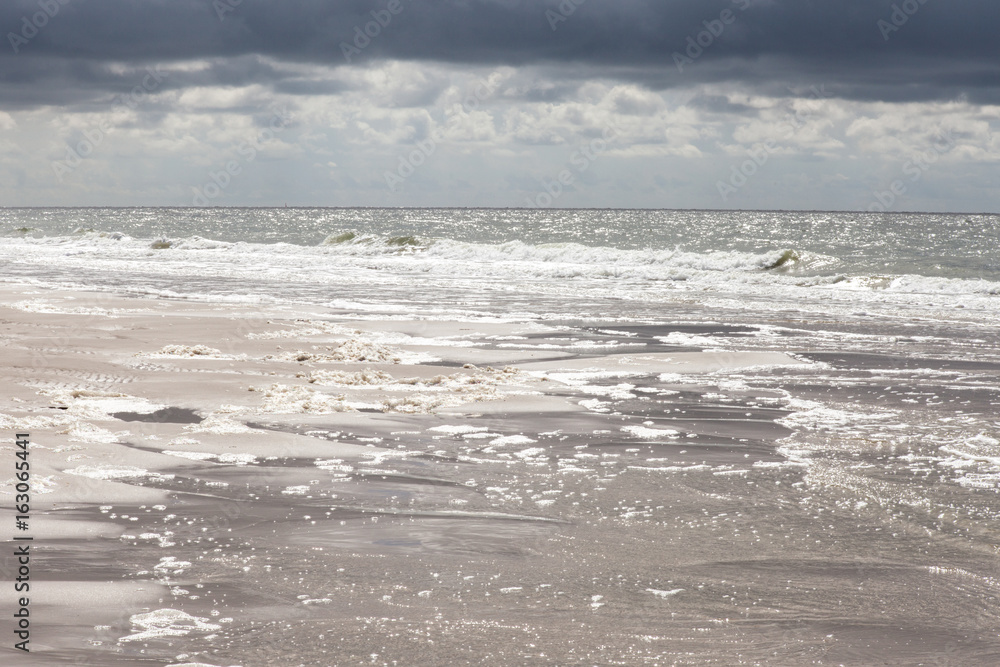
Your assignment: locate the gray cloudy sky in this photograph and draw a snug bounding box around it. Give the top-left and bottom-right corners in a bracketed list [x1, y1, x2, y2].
[1, 0, 998, 211]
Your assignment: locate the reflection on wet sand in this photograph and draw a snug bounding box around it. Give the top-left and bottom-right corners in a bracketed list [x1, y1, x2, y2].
[3, 286, 1000, 665]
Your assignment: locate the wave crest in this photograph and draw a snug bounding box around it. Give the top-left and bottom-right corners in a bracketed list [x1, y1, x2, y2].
[320, 231, 429, 253]
[317, 232, 809, 274]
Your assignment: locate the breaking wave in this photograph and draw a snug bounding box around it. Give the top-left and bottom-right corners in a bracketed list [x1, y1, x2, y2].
[3, 228, 999, 307]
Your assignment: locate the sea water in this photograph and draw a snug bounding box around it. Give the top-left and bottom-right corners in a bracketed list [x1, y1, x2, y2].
[2, 208, 999, 316]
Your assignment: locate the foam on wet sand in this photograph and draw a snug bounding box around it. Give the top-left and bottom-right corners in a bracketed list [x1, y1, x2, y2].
[4, 282, 1000, 665]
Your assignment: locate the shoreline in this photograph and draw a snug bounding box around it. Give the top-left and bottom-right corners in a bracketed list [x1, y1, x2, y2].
[3, 281, 1000, 665]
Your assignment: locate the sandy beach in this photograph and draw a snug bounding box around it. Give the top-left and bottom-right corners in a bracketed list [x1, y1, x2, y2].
[4, 273, 1000, 665]
[0, 282, 809, 665]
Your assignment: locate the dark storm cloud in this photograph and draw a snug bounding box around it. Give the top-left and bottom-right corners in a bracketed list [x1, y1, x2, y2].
[1, 0, 997, 107]
[0, 54, 358, 110]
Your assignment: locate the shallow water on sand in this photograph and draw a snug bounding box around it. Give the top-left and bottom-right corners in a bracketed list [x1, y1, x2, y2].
[2, 308, 997, 665]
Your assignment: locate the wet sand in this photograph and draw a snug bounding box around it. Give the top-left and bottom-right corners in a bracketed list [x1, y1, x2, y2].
[2, 284, 1000, 665]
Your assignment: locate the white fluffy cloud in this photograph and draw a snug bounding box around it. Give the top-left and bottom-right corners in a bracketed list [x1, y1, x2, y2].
[2, 58, 999, 210]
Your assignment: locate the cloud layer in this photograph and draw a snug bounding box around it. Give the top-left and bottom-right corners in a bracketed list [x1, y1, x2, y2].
[1, 0, 998, 210]
[4, 0, 1000, 105]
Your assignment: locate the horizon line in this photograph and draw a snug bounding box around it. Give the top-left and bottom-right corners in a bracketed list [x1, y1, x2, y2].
[1, 206, 996, 216]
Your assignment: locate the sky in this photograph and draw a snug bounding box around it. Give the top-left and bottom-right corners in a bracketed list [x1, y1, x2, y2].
[0, 0, 998, 211]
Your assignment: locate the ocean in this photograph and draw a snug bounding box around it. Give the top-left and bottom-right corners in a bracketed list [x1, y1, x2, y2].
[2, 207, 999, 665]
[4, 208, 1000, 313]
